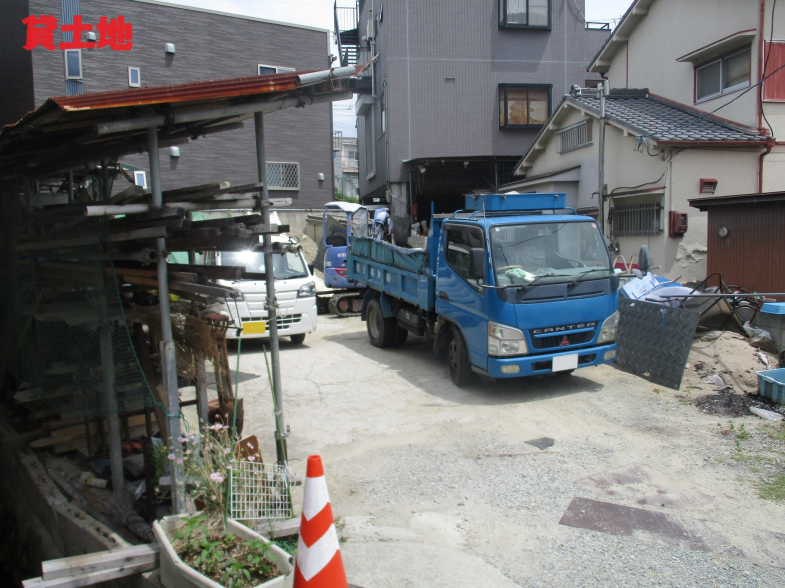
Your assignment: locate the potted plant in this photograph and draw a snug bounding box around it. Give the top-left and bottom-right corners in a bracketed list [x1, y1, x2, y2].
[152, 425, 294, 588]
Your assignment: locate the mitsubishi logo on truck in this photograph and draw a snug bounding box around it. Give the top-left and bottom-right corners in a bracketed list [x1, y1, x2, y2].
[560, 336, 570, 347]
[532, 322, 597, 335]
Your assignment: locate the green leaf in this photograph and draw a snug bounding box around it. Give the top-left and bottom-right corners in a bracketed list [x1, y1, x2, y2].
[243, 568, 251, 580]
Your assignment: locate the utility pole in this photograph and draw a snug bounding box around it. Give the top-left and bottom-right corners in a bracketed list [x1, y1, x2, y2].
[597, 80, 608, 236]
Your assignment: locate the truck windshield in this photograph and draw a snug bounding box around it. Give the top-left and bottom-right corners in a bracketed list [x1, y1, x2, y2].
[218, 249, 309, 280]
[490, 221, 612, 287]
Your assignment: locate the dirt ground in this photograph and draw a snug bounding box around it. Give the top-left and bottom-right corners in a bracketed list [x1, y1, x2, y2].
[204, 318, 785, 587]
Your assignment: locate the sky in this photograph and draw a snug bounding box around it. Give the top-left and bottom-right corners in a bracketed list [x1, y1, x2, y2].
[162, 0, 635, 137]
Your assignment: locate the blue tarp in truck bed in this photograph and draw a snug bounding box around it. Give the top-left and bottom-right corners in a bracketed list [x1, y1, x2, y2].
[350, 237, 427, 274]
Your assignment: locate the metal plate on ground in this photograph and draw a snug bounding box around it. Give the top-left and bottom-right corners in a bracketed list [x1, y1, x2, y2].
[616, 298, 700, 390]
[525, 437, 555, 451]
[559, 497, 708, 552]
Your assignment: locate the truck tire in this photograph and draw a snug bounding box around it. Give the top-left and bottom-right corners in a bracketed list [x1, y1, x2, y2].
[448, 326, 475, 387]
[366, 299, 397, 348]
[290, 333, 306, 345]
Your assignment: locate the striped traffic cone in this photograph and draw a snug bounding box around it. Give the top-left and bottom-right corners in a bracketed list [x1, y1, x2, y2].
[294, 455, 348, 588]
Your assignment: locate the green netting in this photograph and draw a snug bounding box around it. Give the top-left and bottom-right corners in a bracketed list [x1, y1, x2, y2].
[2, 198, 153, 418]
[350, 236, 427, 274]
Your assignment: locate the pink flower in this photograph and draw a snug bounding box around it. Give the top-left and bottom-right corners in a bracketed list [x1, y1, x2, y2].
[167, 454, 175, 460]
[211, 495, 216, 500]
[210, 473, 224, 483]
[246, 442, 254, 449]
[176, 459, 183, 465]
[223, 425, 230, 430]
[224, 448, 231, 454]
[248, 456, 256, 462]
[178, 436, 186, 443]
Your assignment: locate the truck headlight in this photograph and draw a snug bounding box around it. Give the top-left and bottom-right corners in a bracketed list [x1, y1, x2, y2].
[597, 311, 619, 344]
[298, 282, 316, 298]
[488, 322, 528, 357]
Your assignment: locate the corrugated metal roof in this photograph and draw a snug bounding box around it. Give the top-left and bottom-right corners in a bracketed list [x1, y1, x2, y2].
[50, 70, 311, 111]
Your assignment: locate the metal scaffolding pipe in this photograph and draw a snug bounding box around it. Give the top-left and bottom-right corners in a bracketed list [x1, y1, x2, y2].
[295, 66, 357, 86]
[85, 198, 292, 217]
[254, 112, 288, 466]
[95, 91, 353, 135]
[148, 126, 187, 514]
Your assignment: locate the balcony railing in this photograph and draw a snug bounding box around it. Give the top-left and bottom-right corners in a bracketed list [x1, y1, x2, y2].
[585, 21, 611, 30]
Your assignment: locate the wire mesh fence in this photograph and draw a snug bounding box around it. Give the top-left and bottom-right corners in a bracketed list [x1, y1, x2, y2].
[230, 461, 293, 521]
[0, 193, 153, 417]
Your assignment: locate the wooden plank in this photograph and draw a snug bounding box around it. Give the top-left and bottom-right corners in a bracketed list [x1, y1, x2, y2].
[31, 415, 154, 448]
[53, 424, 150, 453]
[162, 181, 230, 202]
[163, 237, 254, 251]
[109, 185, 145, 205]
[24, 560, 157, 588]
[190, 217, 237, 229]
[106, 226, 174, 242]
[231, 214, 263, 225]
[42, 544, 159, 581]
[167, 264, 244, 280]
[173, 227, 221, 238]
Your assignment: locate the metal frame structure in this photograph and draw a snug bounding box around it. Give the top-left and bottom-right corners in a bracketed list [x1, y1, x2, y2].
[0, 63, 367, 512]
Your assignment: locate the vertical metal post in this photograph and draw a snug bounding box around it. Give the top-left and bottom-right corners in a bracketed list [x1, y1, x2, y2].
[186, 211, 196, 265]
[67, 171, 74, 204]
[597, 81, 607, 236]
[196, 357, 209, 428]
[253, 112, 288, 465]
[95, 266, 124, 493]
[148, 126, 187, 514]
[101, 159, 110, 203]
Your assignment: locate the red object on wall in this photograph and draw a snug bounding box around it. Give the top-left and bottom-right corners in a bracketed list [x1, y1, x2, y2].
[668, 211, 688, 237]
[764, 42, 785, 101]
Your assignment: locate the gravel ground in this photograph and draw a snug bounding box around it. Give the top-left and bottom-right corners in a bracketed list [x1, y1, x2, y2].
[224, 317, 785, 587]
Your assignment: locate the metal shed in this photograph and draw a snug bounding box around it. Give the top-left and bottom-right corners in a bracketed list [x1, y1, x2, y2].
[689, 192, 785, 296]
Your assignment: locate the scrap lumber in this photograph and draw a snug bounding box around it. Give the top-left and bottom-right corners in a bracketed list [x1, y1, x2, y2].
[41, 544, 160, 582]
[31, 415, 156, 448]
[162, 181, 230, 202]
[190, 216, 237, 228]
[109, 184, 145, 205]
[22, 561, 157, 588]
[52, 424, 150, 453]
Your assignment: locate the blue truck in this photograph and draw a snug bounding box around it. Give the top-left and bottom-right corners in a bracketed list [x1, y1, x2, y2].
[347, 193, 620, 386]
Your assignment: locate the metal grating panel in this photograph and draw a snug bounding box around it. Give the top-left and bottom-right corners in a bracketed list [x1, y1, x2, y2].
[230, 461, 292, 521]
[266, 162, 300, 191]
[556, 120, 592, 154]
[616, 298, 700, 390]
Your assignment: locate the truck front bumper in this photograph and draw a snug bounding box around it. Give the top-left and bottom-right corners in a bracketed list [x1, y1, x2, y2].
[486, 344, 617, 379]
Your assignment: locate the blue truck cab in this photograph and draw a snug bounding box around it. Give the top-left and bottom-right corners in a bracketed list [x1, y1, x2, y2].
[347, 193, 619, 386]
[323, 201, 369, 289]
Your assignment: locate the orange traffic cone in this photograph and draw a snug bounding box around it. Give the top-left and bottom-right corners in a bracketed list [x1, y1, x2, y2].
[294, 455, 348, 588]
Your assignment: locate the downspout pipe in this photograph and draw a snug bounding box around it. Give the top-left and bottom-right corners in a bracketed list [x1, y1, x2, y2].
[759, 138, 775, 193]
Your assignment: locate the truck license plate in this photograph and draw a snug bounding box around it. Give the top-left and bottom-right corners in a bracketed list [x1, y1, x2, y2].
[552, 354, 578, 372]
[243, 321, 266, 335]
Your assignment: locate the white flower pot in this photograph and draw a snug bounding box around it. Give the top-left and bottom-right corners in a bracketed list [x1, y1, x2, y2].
[153, 514, 294, 588]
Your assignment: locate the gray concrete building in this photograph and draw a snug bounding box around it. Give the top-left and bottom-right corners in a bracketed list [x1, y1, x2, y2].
[335, 0, 610, 241]
[1, 0, 335, 208]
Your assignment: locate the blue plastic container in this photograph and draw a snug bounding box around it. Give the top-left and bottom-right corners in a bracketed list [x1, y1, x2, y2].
[757, 368, 785, 404]
[762, 303, 785, 315]
[465, 193, 567, 212]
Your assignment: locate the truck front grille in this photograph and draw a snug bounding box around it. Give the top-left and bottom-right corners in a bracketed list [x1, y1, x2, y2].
[530, 330, 594, 350]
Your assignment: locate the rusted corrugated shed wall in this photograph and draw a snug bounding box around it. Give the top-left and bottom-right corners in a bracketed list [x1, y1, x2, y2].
[706, 202, 785, 293]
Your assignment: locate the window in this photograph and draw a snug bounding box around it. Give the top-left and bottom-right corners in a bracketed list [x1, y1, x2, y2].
[499, 84, 551, 129]
[499, 0, 550, 29]
[128, 66, 141, 88]
[444, 224, 486, 292]
[133, 171, 147, 189]
[608, 202, 663, 237]
[695, 46, 750, 102]
[64, 49, 82, 80]
[349, 149, 359, 161]
[266, 162, 299, 190]
[258, 64, 295, 75]
[556, 120, 592, 154]
[763, 42, 785, 100]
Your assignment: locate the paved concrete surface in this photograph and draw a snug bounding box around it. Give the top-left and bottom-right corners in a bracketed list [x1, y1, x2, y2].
[220, 316, 785, 587]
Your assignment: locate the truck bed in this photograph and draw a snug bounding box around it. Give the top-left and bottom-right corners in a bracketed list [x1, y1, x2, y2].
[348, 237, 435, 311]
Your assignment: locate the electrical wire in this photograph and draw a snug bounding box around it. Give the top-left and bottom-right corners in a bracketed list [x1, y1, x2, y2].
[636, 58, 785, 141]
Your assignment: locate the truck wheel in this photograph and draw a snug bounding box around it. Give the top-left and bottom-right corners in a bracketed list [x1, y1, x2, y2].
[366, 299, 397, 348]
[290, 333, 306, 345]
[448, 327, 474, 387]
[393, 325, 409, 347]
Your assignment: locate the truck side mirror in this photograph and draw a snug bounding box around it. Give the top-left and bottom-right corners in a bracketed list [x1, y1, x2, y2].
[468, 248, 486, 280]
[308, 263, 314, 274]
